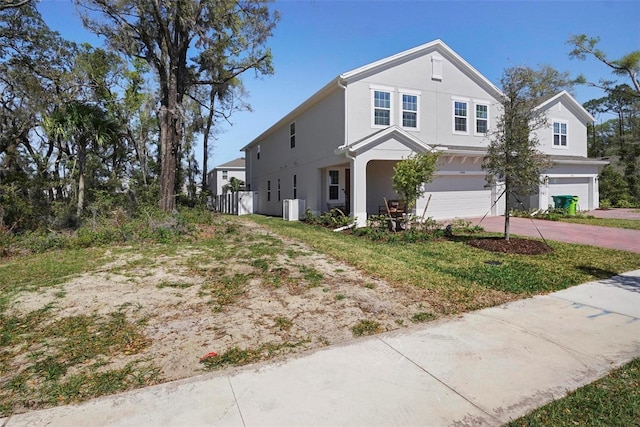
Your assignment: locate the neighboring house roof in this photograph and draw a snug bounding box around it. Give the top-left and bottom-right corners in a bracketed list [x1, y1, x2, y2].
[241, 39, 503, 152]
[535, 90, 595, 124]
[213, 157, 245, 171]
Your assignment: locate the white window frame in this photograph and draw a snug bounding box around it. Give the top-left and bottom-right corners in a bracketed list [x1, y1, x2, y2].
[222, 170, 228, 180]
[371, 85, 394, 128]
[328, 170, 340, 201]
[552, 120, 568, 149]
[474, 101, 489, 135]
[400, 89, 420, 130]
[452, 97, 470, 134]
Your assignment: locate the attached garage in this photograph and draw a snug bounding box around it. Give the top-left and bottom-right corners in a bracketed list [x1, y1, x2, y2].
[547, 177, 591, 211]
[419, 174, 496, 220]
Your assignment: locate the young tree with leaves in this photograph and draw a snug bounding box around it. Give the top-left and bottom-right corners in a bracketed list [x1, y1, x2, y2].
[76, 0, 279, 212]
[482, 66, 572, 240]
[392, 151, 440, 213]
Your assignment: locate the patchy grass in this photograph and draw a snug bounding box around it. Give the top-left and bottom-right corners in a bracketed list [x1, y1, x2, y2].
[199, 340, 310, 370]
[351, 319, 383, 337]
[559, 216, 640, 230]
[0, 308, 157, 414]
[507, 358, 640, 426]
[249, 215, 639, 314]
[200, 273, 251, 312]
[411, 312, 436, 323]
[0, 248, 107, 310]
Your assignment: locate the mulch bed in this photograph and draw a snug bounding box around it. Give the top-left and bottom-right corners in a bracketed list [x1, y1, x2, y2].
[467, 237, 554, 255]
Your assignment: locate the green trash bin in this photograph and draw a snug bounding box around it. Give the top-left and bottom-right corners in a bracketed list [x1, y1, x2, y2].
[568, 196, 578, 216]
[552, 195, 573, 209]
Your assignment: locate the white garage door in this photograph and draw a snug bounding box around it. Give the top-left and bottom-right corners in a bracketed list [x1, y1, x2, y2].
[420, 176, 492, 220]
[548, 177, 590, 211]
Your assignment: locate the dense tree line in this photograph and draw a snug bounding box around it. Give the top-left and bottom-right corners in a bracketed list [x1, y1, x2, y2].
[569, 34, 640, 207]
[0, 0, 277, 232]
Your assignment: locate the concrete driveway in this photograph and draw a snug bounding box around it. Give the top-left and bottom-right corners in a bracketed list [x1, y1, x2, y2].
[472, 211, 640, 253]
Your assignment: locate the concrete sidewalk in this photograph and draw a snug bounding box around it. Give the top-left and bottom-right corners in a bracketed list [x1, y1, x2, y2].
[4, 271, 640, 427]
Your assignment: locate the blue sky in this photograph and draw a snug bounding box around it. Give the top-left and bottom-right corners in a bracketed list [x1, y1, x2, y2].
[37, 0, 640, 170]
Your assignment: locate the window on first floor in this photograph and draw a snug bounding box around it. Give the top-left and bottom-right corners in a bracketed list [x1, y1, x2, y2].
[453, 100, 468, 133]
[401, 93, 418, 129]
[553, 121, 567, 147]
[329, 170, 339, 200]
[373, 90, 391, 126]
[293, 174, 297, 199]
[267, 180, 271, 201]
[277, 178, 281, 201]
[475, 104, 488, 134]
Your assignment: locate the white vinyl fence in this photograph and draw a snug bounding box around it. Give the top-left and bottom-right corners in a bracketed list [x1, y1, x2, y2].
[210, 191, 258, 215]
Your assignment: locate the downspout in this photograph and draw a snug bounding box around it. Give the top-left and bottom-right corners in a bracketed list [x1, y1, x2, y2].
[337, 79, 358, 223]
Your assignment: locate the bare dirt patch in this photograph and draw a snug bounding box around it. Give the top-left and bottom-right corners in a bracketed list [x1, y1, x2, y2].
[6, 217, 437, 391]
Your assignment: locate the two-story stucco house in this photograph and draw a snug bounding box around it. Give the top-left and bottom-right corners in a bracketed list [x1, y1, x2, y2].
[207, 157, 246, 195]
[241, 40, 606, 226]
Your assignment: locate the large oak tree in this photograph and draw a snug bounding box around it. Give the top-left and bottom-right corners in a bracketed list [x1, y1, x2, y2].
[77, 0, 278, 211]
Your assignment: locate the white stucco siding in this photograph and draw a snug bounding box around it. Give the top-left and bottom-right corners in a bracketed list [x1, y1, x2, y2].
[535, 99, 589, 157]
[245, 89, 345, 216]
[345, 47, 499, 149]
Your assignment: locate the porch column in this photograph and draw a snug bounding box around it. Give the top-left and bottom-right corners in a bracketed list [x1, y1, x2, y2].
[591, 175, 599, 210]
[538, 175, 549, 211]
[351, 156, 367, 227]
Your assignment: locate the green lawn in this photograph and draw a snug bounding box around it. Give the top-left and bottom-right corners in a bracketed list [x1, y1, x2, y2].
[507, 358, 640, 426]
[559, 216, 640, 230]
[248, 215, 640, 314]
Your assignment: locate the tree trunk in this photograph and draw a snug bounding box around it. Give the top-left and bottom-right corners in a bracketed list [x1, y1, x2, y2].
[201, 88, 216, 193]
[504, 178, 510, 241]
[77, 146, 86, 218]
[158, 73, 181, 212]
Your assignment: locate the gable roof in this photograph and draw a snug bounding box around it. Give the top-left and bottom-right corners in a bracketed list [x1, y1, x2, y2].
[341, 39, 503, 99]
[241, 39, 502, 151]
[214, 157, 245, 170]
[336, 126, 434, 155]
[535, 90, 595, 124]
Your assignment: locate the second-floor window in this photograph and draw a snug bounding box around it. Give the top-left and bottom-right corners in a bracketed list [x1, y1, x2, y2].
[373, 90, 391, 126]
[454, 101, 468, 133]
[290, 122, 296, 148]
[475, 104, 488, 134]
[222, 170, 228, 180]
[402, 94, 418, 129]
[553, 122, 567, 147]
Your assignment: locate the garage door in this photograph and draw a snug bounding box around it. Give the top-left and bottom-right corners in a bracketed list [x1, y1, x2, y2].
[420, 176, 492, 220]
[548, 177, 590, 211]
